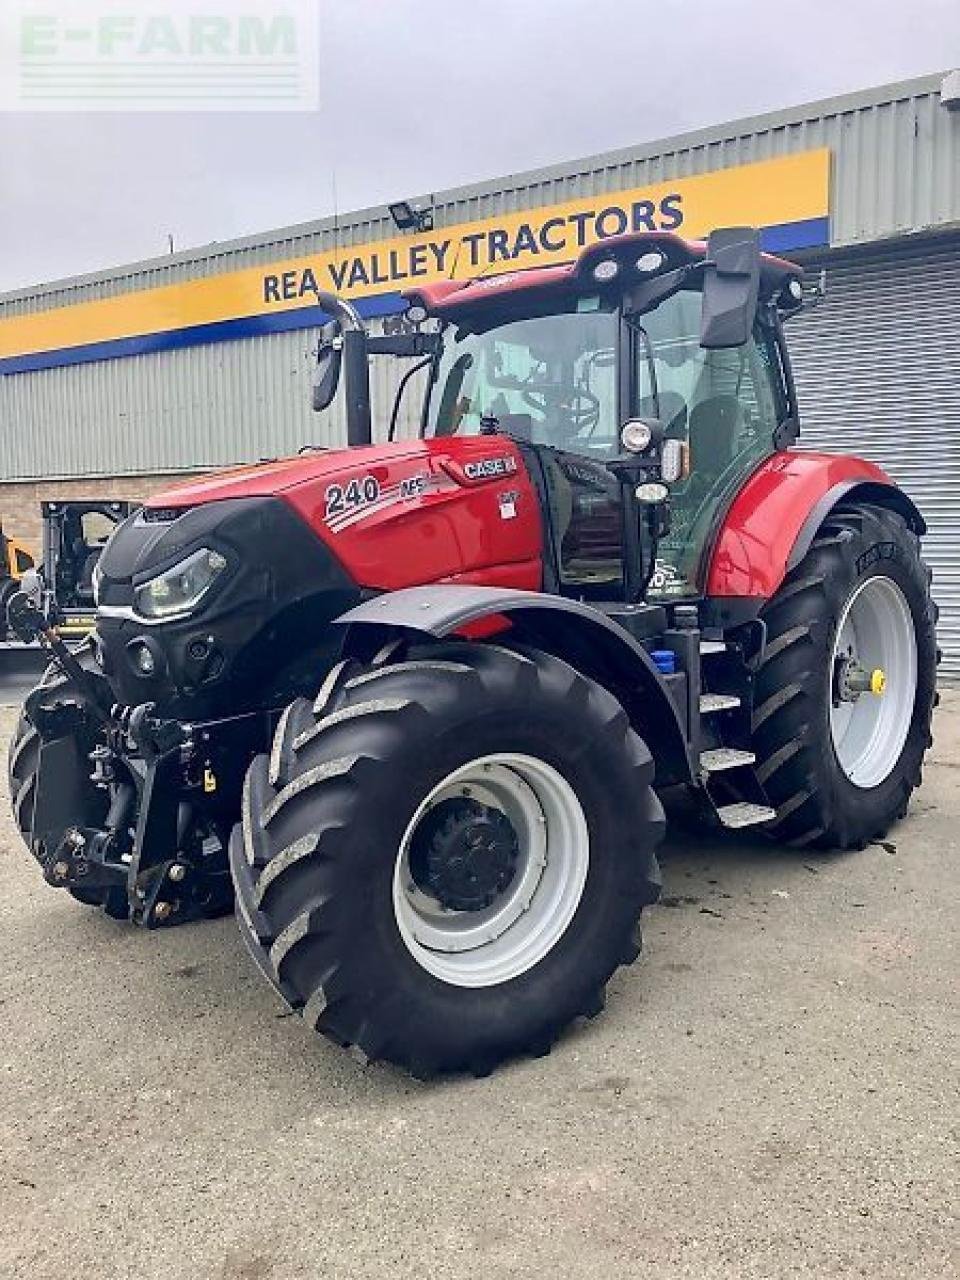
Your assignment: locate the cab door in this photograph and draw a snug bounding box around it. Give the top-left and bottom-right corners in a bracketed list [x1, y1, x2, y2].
[539, 449, 624, 595]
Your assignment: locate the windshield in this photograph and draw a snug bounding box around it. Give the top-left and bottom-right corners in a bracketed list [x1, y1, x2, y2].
[424, 301, 620, 457]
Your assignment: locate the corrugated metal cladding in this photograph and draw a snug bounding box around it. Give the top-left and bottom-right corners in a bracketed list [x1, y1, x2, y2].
[0, 316, 425, 481]
[788, 233, 960, 677]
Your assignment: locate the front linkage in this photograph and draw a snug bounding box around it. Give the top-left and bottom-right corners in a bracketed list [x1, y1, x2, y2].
[9, 589, 267, 927]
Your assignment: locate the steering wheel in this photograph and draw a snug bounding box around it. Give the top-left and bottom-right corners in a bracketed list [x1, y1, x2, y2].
[522, 387, 602, 438]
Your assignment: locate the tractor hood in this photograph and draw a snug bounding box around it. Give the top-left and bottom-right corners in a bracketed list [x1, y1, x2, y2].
[142, 435, 544, 596]
[94, 434, 544, 716]
[147, 442, 428, 509]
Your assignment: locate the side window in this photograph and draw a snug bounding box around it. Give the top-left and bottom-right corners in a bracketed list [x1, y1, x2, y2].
[637, 292, 781, 448]
[635, 291, 783, 599]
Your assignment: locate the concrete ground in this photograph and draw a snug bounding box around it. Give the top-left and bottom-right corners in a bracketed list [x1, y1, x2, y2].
[0, 696, 957, 1280]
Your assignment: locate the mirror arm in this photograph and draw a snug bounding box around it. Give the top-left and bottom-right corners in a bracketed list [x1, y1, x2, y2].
[368, 332, 442, 358]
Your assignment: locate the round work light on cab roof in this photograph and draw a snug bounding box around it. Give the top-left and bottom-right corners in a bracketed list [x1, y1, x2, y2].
[636, 250, 666, 274]
[592, 258, 620, 284]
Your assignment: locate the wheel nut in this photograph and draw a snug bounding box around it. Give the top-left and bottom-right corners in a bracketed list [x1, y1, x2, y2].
[168, 864, 187, 882]
[153, 901, 173, 922]
[51, 860, 70, 881]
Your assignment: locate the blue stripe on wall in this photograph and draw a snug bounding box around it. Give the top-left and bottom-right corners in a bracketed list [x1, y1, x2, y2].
[760, 216, 829, 253]
[0, 292, 407, 375]
[1, 216, 829, 376]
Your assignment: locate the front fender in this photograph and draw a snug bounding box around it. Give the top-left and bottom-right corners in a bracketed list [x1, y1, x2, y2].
[335, 585, 695, 784]
[706, 451, 925, 599]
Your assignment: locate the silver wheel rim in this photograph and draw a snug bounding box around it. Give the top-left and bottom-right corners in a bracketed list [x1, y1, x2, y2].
[829, 575, 917, 788]
[393, 753, 589, 988]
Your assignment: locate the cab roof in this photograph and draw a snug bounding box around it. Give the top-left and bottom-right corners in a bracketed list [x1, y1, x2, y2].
[405, 230, 800, 319]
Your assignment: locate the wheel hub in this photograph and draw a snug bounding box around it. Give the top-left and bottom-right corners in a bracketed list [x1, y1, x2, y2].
[409, 798, 520, 911]
[833, 654, 886, 705]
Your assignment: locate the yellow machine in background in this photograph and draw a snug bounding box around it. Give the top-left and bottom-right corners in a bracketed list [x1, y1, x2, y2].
[1, 527, 35, 580]
[0, 526, 36, 626]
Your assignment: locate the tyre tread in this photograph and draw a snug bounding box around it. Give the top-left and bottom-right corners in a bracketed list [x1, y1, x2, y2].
[230, 641, 664, 1076]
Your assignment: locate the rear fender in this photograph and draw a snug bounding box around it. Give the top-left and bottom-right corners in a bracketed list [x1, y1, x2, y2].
[335, 585, 694, 785]
[706, 451, 925, 599]
[784, 480, 925, 572]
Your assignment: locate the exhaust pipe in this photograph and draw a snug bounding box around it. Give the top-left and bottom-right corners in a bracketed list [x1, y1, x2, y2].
[314, 291, 373, 447]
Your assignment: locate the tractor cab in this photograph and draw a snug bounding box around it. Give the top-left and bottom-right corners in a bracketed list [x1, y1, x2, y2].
[318, 227, 804, 607]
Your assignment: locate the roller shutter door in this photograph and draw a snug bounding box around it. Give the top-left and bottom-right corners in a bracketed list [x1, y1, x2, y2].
[786, 235, 960, 679]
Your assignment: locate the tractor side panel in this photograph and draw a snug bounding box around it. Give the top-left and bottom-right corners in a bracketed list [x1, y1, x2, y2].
[706, 451, 894, 598]
[282, 437, 543, 593]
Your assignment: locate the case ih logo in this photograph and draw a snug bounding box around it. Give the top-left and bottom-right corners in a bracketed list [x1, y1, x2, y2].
[0, 0, 320, 112]
[463, 457, 519, 481]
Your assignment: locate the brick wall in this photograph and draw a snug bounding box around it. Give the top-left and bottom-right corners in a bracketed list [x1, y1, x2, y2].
[0, 473, 194, 556]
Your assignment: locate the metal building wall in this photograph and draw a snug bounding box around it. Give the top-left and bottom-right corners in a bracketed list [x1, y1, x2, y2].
[0, 317, 425, 481]
[788, 232, 960, 676]
[0, 73, 956, 482]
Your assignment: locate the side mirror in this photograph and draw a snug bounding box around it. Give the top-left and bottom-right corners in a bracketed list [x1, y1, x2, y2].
[312, 321, 343, 412]
[700, 226, 761, 349]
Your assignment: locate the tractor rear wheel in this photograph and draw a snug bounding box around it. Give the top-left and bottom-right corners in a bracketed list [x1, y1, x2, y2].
[749, 504, 938, 849]
[230, 643, 663, 1077]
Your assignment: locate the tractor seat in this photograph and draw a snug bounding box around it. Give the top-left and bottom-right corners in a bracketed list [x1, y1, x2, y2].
[687, 395, 742, 476]
[636, 392, 688, 440]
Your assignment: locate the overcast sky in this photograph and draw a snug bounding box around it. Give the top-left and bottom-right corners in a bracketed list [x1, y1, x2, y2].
[0, 0, 957, 292]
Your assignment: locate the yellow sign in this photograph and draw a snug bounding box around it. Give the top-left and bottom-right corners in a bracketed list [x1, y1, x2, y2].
[0, 149, 829, 374]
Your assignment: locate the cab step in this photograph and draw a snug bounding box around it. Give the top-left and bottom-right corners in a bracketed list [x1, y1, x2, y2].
[717, 801, 778, 829]
[700, 639, 727, 655]
[699, 692, 741, 714]
[700, 747, 756, 772]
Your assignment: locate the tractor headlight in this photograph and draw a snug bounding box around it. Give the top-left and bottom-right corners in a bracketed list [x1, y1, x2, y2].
[134, 547, 228, 620]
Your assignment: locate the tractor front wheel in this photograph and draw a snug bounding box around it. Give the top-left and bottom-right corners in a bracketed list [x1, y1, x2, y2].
[8, 652, 128, 917]
[230, 643, 664, 1077]
[749, 504, 938, 849]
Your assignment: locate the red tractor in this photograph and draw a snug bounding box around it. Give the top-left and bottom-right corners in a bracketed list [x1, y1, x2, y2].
[7, 228, 937, 1077]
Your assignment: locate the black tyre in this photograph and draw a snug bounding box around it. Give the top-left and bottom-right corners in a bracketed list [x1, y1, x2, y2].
[748, 504, 938, 849]
[0, 577, 18, 635]
[8, 653, 127, 916]
[230, 643, 663, 1077]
